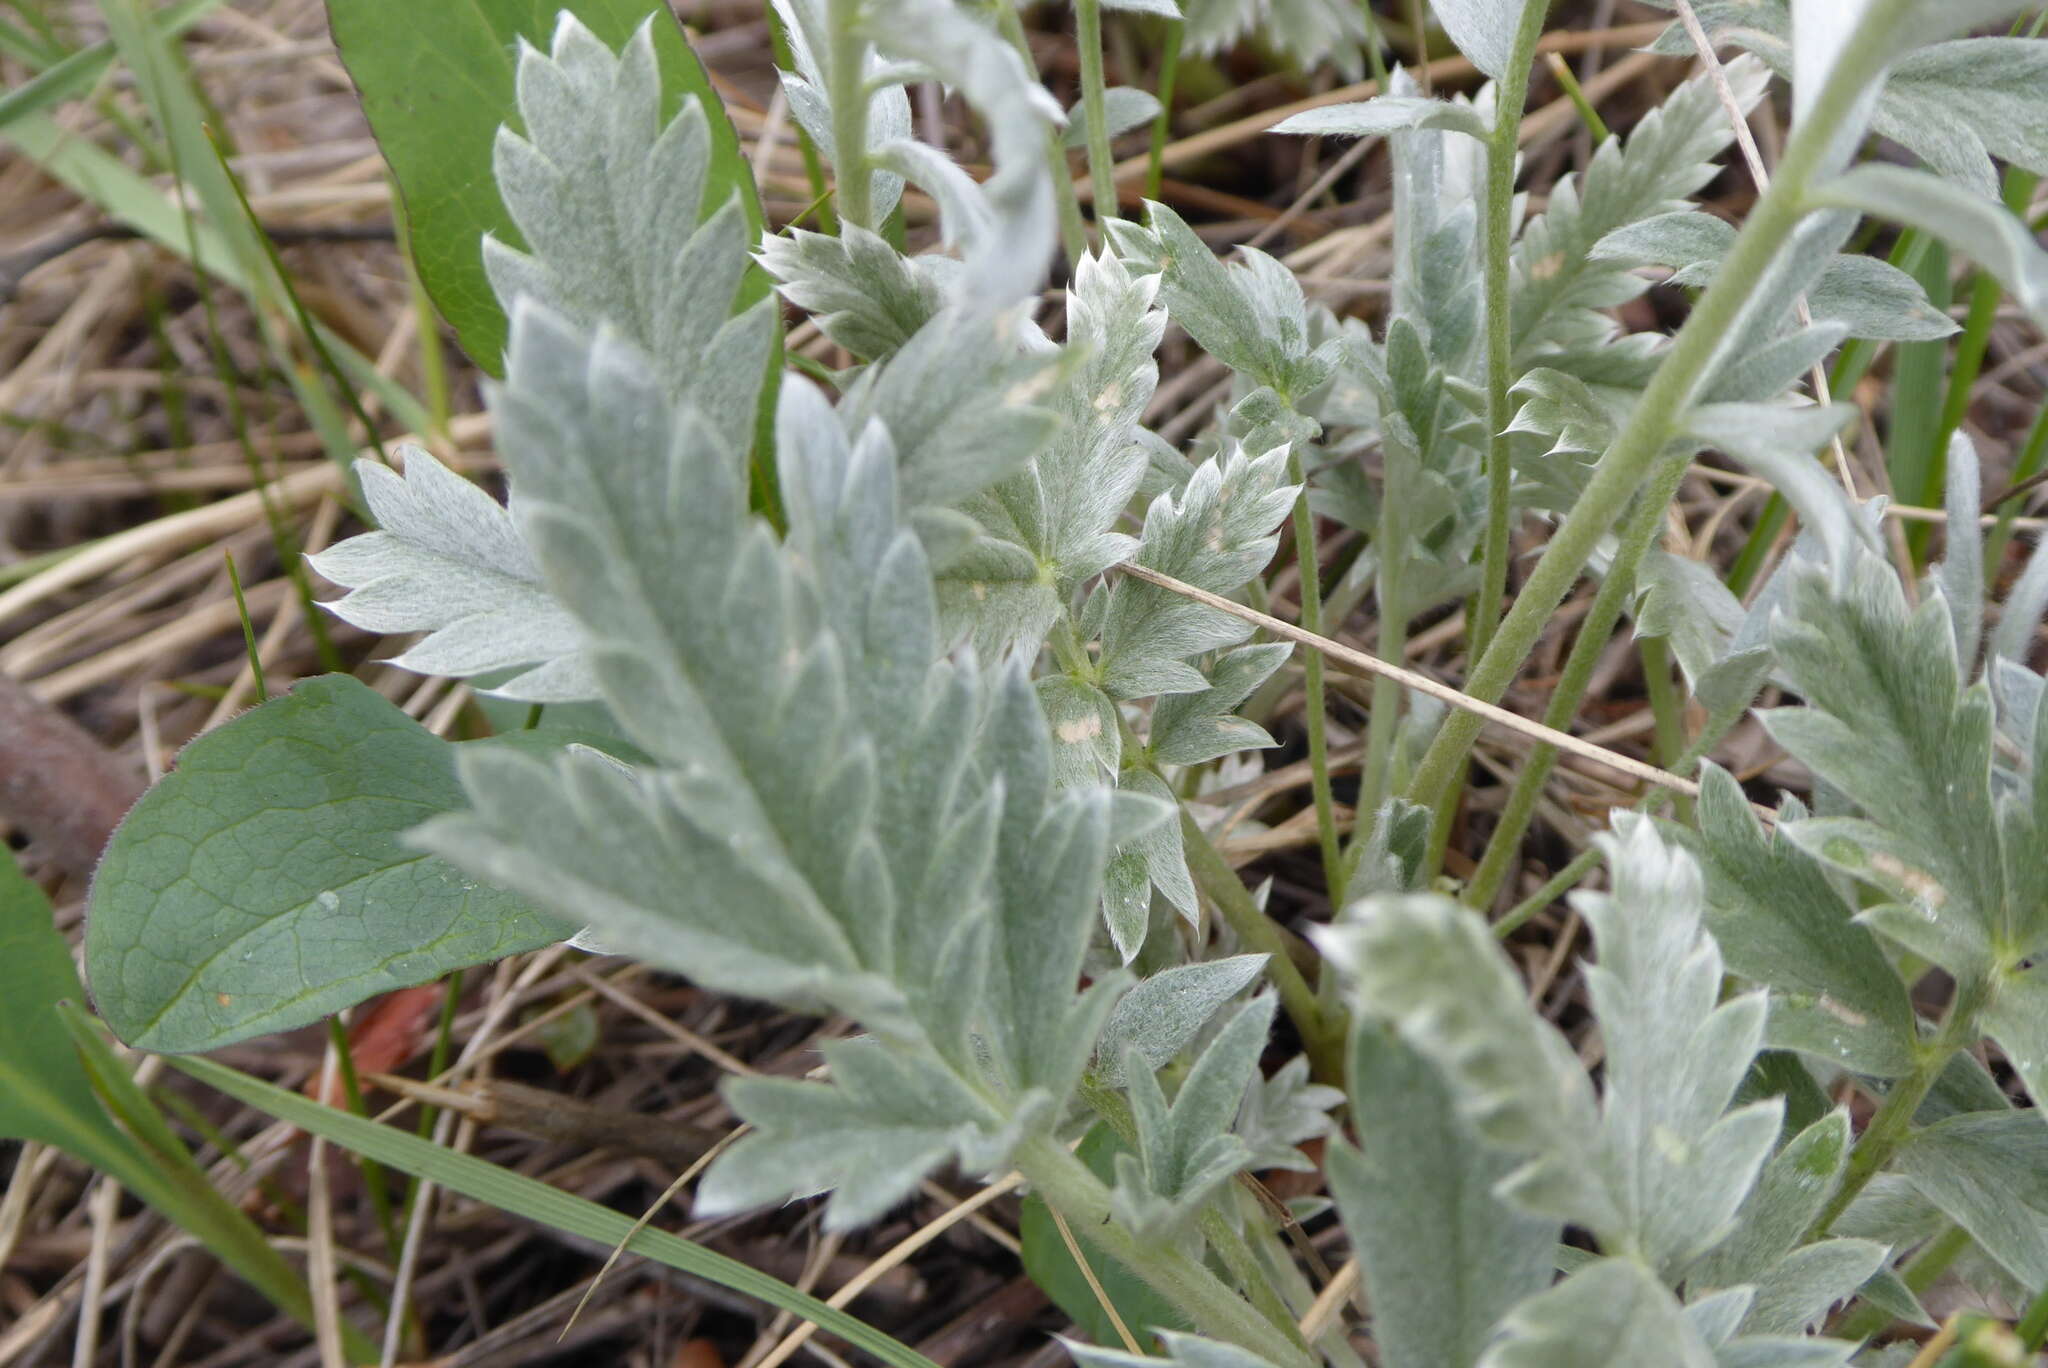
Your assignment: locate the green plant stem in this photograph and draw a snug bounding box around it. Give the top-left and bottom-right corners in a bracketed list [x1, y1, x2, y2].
[1639, 634, 1684, 769]
[1145, 22, 1181, 202]
[1493, 842, 1603, 938]
[1812, 974, 1997, 1240]
[1406, 3, 1916, 854]
[1074, 0, 1119, 224]
[1011, 1134, 1319, 1368]
[825, 0, 872, 230]
[1353, 434, 1409, 865]
[1287, 455, 1346, 907]
[1468, 0, 1551, 666]
[1179, 809, 1345, 1085]
[1460, 461, 1683, 898]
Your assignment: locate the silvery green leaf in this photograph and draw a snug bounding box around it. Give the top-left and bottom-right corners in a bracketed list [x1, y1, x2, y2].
[1762, 552, 2009, 954]
[1699, 211, 1858, 392]
[1992, 534, 2048, 668]
[1590, 209, 1736, 278]
[1896, 1110, 2048, 1289]
[934, 533, 1061, 659]
[1119, 202, 1329, 400]
[861, 0, 1059, 309]
[1479, 1257, 1716, 1368]
[1425, 0, 1539, 80]
[840, 307, 1061, 512]
[1064, 86, 1163, 147]
[1316, 896, 1615, 1234]
[1675, 766, 1917, 1078]
[1179, 0, 1374, 76]
[1576, 818, 1779, 1276]
[1806, 254, 1960, 343]
[1512, 57, 1768, 361]
[1934, 431, 1985, 672]
[1096, 443, 1298, 701]
[1691, 1109, 1854, 1291]
[1040, 676, 1121, 789]
[1983, 965, 2048, 1109]
[697, 1035, 1015, 1231]
[1736, 1240, 1889, 1336]
[1634, 549, 1747, 703]
[486, 18, 773, 453]
[1148, 644, 1290, 766]
[1811, 165, 2048, 330]
[756, 225, 944, 361]
[1066, 1331, 1284, 1368]
[1271, 95, 1489, 141]
[771, 0, 909, 221]
[1102, 0, 1180, 15]
[309, 448, 593, 702]
[1101, 769, 1197, 962]
[415, 310, 1130, 1231]
[1094, 954, 1269, 1087]
[1111, 994, 1273, 1238]
[1235, 1053, 1342, 1172]
[1702, 323, 1848, 405]
[1331, 1027, 1557, 1368]
[1346, 797, 1433, 897]
[962, 250, 1158, 640]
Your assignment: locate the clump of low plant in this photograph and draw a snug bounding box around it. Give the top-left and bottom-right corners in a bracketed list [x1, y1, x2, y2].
[54, 0, 2048, 1364]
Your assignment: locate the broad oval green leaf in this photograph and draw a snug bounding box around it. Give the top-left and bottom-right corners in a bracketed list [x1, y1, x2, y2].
[87, 674, 571, 1053]
[324, 0, 762, 372]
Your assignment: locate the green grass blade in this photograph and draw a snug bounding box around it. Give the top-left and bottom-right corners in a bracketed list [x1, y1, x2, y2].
[0, 0, 219, 132]
[169, 1053, 947, 1368]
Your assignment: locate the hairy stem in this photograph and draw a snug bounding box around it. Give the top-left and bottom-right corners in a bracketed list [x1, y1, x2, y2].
[1180, 809, 1346, 1085]
[1288, 454, 1347, 907]
[1405, 0, 1917, 845]
[825, 0, 872, 229]
[1462, 465, 1682, 903]
[1468, 0, 1551, 664]
[1075, 0, 1119, 224]
[1012, 1135, 1320, 1367]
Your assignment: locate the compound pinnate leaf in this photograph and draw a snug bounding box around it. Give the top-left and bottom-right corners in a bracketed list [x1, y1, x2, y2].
[326, 0, 759, 372]
[86, 675, 571, 1053]
[309, 447, 593, 703]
